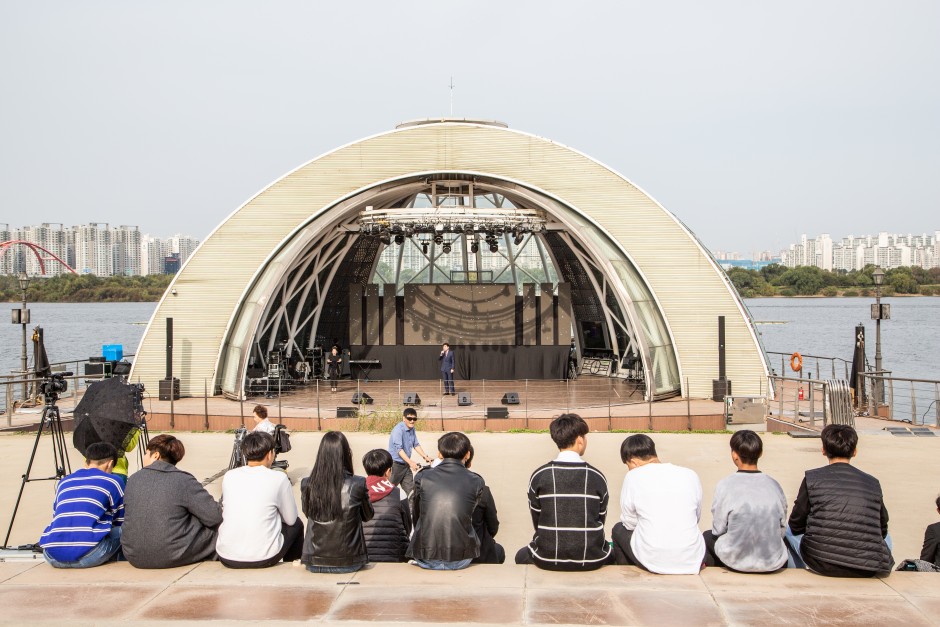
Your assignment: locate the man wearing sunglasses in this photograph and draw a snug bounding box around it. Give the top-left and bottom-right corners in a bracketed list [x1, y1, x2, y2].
[388, 408, 433, 501]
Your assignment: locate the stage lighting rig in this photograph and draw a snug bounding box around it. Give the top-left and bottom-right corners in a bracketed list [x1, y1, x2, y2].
[489, 242, 499, 253]
[442, 243, 452, 254]
[433, 234, 444, 245]
[421, 241, 429, 254]
[394, 234, 405, 245]
[470, 242, 479, 254]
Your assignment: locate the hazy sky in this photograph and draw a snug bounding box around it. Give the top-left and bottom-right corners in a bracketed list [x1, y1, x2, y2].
[1, 1, 937, 254]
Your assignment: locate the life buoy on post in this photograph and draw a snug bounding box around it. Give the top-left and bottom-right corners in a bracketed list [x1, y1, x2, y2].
[790, 352, 803, 373]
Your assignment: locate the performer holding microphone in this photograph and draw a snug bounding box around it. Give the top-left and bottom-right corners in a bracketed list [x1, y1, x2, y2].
[439, 342, 456, 395]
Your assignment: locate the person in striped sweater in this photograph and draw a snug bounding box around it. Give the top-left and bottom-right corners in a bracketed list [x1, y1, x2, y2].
[39, 442, 125, 568]
[515, 414, 614, 570]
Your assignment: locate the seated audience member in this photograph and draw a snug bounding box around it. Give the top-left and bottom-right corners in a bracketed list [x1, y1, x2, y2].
[921, 495, 940, 567]
[408, 432, 483, 570]
[704, 430, 788, 573]
[516, 414, 613, 570]
[786, 424, 894, 577]
[612, 434, 705, 574]
[301, 432, 374, 573]
[122, 434, 222, 568]
[216, 432, 303, 568]
[360, 449, 412, 563]
[465, 445, 504, 564]
[39, 442, 124, 568]
[252, 404, 276, 435]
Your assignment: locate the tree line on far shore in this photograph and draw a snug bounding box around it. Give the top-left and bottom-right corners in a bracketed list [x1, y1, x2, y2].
[0, 274, 174, 302]
[727, 263, 940, 298]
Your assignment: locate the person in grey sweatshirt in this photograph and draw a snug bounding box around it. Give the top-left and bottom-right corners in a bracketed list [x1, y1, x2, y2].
[122, 434, 223, 568]
[704, 430, 788, 573]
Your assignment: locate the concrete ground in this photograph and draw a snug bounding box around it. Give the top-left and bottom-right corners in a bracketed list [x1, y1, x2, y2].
[0, 429, 938, 625]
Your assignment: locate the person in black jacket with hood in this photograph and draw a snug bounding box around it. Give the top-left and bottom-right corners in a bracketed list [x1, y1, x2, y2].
[361, 449, 412, 562]
[786, 424, 894, 577]
[465, 445, 504, 564]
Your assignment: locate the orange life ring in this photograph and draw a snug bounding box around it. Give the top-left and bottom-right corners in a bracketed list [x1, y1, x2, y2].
[790, 352, 803, 372]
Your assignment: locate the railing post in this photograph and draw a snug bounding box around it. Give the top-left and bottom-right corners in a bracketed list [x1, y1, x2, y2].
[934, 383, 940, 427]
[809, 379, 816, 428]
[277, 378, 283, 425]
[608, 377, 612, 429]
[525, 379, 529, 424]
[888, 378, 895, 420]
[822, 382, 828, 426]
[204, 379, 209, 431]
[316, 379, 321, 429]
[686, 377, 691, 431]
[566, 379, 570, 414]
[910, 380, 917, 425]
[239, 396, 245, 428]
[778, 377, 784, 419]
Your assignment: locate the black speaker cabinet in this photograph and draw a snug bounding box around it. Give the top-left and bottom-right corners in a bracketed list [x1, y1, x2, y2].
[712, 379, 732, 402]
[486, 407, 509, 419]
[457, 392, 472, 406]
[336, 406, 357, 418]
[352, 392, 373, 405]
[159, 377, 180, 401]
[403, 392, 421, 405]
[501, 392, 520, 405]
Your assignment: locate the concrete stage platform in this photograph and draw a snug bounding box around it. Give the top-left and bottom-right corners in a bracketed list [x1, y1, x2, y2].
[0, 430, 938, 624]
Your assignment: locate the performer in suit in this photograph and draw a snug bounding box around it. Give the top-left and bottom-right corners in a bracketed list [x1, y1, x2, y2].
[326, 345, 342, 393]
[439, 342, 456, 395]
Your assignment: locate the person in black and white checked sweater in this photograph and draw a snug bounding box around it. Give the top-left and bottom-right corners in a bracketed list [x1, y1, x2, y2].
[515, 414, 614, 571]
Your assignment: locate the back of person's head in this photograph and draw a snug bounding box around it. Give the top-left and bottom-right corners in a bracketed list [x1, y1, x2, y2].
[147, 434, 185, 465]
[403, 407, 417, 420]
[85, 441, 118, 466]
[438, 432, 471, 460]
[303, 431, 354, 520]
[934, 494, 940, 511]
[241, 431, 275, 462]
[821, 424, 857, 459]
[465, 444, 475, 468]
[253, 404, 268, 419]
[729, 430, 762, 465]
[550, 414, 589, 450]
[620, 434, 657, 463]
[362, 448, 393, 476]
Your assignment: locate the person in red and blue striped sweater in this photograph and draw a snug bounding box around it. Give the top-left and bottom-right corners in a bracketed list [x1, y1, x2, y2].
[39, 442, 125, 568]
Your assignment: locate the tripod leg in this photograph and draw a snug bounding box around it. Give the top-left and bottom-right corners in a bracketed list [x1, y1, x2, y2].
[50, 407, 71, 477]
[3, 409, 53, 548]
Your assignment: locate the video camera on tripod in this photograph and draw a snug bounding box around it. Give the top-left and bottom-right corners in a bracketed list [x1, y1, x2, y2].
[38, 372, 71, 402]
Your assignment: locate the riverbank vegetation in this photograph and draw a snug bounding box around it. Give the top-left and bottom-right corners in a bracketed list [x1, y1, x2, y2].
[727, 263, 940, 298]
[0, 274, 173, 302]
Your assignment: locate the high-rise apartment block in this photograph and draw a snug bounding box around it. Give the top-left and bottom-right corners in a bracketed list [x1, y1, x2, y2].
[782, 231, 939, 271]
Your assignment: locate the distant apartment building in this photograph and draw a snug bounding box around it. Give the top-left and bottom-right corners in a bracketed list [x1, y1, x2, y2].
[783, 231, 939, 270]
[1, 223, 198, 277]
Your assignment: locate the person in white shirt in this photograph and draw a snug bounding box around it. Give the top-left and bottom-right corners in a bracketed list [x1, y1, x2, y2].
[252, 405, 276, 435]
[612, 434, 705, 574]
[216, 431, 302, 568]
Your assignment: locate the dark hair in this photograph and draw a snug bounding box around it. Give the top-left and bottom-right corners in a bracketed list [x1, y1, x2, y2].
[821, 424, 857, 459]
[302, 431, 354, 521]
[550, 414, 589, 449]
[438, 432, 471, 460]
[935, 494, 940, 510]
[620, 434, 657, 463]
[442, 342, 450, 348]
[241, 431, 275, 462]
[253, 404, 268, 419]
[729, 430, 763, 465]
[147, 434, 185, 465]
[362, 448, 393, 476]
[86, 441, 118, 465]
[403, 407, 418, 419]
[465, 444, 475, 468]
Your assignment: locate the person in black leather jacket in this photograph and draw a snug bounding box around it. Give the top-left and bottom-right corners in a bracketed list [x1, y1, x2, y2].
[407, 432, 483, 570]
[300, 431, 374, 573]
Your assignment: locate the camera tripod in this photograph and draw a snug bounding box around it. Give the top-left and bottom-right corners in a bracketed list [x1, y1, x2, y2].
[3, 396, 72, 549]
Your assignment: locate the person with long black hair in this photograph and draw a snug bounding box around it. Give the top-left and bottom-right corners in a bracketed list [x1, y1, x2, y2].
[301, 431, 374, 573]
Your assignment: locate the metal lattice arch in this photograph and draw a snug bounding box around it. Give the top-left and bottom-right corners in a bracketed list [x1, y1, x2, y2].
[131, 119, 768, 401]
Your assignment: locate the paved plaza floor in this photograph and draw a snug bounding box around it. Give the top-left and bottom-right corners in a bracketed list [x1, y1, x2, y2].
[0, 430, 937, 625]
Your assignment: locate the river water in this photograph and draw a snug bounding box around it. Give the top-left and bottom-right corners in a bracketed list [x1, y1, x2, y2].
[1, 298, 938, 383]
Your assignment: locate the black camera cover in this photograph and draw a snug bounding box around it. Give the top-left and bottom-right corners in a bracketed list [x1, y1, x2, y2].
[73, 377, 142, 457]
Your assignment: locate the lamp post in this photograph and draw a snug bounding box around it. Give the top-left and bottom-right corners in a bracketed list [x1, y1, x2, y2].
[872, 267, 885, 409]
[18, 272, 31, 401]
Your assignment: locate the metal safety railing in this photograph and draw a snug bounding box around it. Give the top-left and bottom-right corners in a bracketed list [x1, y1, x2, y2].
[767, 375, 834, 428]
[766, 351, 859, 381]
[859, 373, 940, 427]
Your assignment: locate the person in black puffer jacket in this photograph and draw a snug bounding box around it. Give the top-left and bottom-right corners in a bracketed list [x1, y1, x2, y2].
[786, 424, 894, 577]
[465, 446, 504, 564]
[361, 449, 412, 562]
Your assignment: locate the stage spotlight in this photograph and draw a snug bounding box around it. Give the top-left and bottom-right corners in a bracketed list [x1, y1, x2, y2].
[435, 222, 445, 232]
[379, 230, 392, 246]
[394, 234, 405, 245]
[514, 233, 524, 246]
[489, 242, 499, 253]
[442, 243, 452, 254]
[433, 234, 443, 245]
[421, 241, 429, 254]
[470, 242, 479, 254]
[463, 223, 474, 233]
[404, 226, 414, 237]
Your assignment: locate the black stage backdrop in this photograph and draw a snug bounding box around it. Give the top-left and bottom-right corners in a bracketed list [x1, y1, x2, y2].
[349, 345, 568, 380]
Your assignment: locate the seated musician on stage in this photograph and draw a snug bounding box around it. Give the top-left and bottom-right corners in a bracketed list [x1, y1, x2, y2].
[39, 442, 125, 568]
[465, 445, 505, 564]
[515, 414, 614, 570]
[252, 404, 276, 435]
[407, 432, 483, 570]
[387, 408, 433, 498]
[122, 434, 223, 569]
[361, 449, 412, 562]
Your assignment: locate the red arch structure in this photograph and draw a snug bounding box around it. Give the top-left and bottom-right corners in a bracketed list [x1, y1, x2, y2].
[0, 240, 78, 275]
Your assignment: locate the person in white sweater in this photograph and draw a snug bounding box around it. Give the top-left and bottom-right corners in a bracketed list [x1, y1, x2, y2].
[216, 431, 302, 568]
[611, 434, 705, 574]
[705, 430, 788, 573]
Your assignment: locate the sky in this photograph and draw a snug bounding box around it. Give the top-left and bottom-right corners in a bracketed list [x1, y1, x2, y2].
[1, 1, 938, 255]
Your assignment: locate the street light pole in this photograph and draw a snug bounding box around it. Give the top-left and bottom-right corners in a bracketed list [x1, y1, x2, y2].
[18, 272, 31, 402]
[872, 267, 885, 410]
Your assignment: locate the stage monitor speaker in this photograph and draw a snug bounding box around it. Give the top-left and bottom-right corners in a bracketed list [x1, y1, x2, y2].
[403, 392, 420, 406]
[336, 406, 357, 418]
[159, 377, 180, 401]
[457, 392, 472, 406]
[352, 392, 373, 405]
[486, 407, 509, 419]
[501, 392, 520, 405]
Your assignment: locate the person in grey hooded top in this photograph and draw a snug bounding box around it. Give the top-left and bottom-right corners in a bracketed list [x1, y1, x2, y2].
[122, 434, 223, 568]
